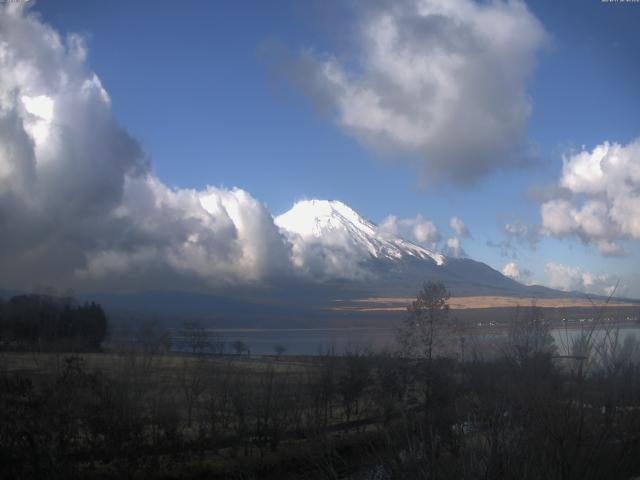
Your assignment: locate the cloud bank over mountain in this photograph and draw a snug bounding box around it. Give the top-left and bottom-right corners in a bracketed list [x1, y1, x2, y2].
[0, 5, 292, 291]
[298, 0, 547, 184]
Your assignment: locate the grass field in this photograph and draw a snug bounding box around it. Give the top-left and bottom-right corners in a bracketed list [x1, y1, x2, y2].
[329, 295, 640, 312]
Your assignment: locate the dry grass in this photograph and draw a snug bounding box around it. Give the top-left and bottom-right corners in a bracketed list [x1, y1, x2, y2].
[328, 295, 638, 312]
[0, 350, 312, 379]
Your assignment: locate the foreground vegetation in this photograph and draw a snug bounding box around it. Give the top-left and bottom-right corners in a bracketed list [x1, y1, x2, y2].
[1, 284, 640, 479]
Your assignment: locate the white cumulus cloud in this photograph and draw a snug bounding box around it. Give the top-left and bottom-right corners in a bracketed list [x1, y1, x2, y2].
[503, 219, 540, 248]
[446, 237, 466, 258]
[502, 262, 520, 279]
[299, 0, 547, 184]
[541, 140, 640, 256]
[379, 214, 441, 249]
[501, 261, 531, 282]
[449, 216, 470, 237]
[544, 262, 622, 297]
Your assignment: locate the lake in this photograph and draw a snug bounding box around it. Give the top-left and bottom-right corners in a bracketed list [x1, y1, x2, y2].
[169, 323, 640, 356]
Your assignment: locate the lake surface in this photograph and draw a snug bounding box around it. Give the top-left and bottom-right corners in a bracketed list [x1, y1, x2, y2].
[175, 327, 398, 356]
[170, 324, 640, 356]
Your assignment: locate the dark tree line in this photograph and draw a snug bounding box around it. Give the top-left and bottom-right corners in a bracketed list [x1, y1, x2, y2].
[0, 294, 108, 351]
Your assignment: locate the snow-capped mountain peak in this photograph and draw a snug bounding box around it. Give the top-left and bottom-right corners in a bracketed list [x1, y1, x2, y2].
[275, 199, 374, 238]
[275, 199, 445, 265]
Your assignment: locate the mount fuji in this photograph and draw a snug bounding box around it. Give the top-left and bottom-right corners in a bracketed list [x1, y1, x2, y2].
[276, 200, 445, 266]
[75, 199, 619, 327]
[274, 199, 558, 298]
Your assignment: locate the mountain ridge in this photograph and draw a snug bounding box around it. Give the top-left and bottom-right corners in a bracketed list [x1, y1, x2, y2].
[274, 198, 547, 297]
[2, 199, 633, 326]
[275, 199, 446, 265]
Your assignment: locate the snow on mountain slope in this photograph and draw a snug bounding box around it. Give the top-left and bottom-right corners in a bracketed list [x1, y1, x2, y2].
[275, 200, 445, 277]
[273, 199, 544, 297]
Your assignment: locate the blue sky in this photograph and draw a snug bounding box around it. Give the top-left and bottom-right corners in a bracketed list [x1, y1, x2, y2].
[25, 0, 640, 295]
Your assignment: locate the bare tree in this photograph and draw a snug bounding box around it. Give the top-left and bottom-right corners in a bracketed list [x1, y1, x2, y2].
[255, 365, 293, 454]
[305, 348, 337, 432]
[211, 333, 225, 356]
[179, 356, 208, 427]
[397, 281, 452, 360]
[232, 339, 248, 357]
[229, 373, 252, 457]
[202, 359, 234, 452]
[337, 349, 371, 424]
[504, 304, 556, 365]
[273, 344, 286, 359]
[181, 321, 212, 355]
